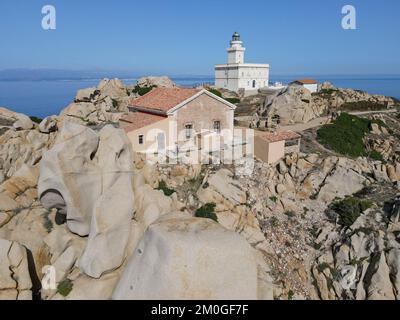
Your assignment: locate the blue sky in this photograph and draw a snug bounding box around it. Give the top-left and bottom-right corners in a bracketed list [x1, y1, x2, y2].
[0, 0, 399, 76]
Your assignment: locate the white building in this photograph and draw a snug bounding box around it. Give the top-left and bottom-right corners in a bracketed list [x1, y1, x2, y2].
[291, 79, 318, 93]
[215, 32, 269, 93]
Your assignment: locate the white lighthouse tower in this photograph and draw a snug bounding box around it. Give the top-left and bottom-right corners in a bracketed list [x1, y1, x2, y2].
[227, 32, 245, 64]
[215, 32, 269, 93]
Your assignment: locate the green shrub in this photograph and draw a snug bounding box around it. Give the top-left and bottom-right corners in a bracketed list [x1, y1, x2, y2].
[111, 99, 119, 108]
[195, 203, 218, 222]
[319, 88, 339, 96]
[29, 116, 43, 124]
[207, 88, 222, 98]
[328, 197, 373, 227]
[133, 85, 156, 96]
[0, 127, 8, 136]
[317, 113, 372, 157]
[156, 180, 175, 196]
[368, 150, 384, 161]
[225, 97, 240, 104]
[57, 279, 73, 297]
[341, 101, 387, 111]
[269, 196, 278, 203]
[43, 213, 53, 233]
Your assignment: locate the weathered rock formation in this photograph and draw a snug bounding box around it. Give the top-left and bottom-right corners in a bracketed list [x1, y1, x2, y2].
[38, 123, 135, 278]
[136, 76, 176, 88]
[113, 213, 259, 300]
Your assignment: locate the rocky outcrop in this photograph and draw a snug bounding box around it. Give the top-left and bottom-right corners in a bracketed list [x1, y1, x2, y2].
[13, 114, 34, 131]
[311, 196, 400, 300]
[39, 116, 58, 133]
[239, 82, 399, 127]
[113, 213, 259, 300]
[0, 128, 55, 179]
[38, 123, 135, 278]
[136, 76, 176, 88]
[0, 239, 32, 300]
[60, 79, 131, 126]
[262, 85, 326, 125]
[0, 107, 33, 131]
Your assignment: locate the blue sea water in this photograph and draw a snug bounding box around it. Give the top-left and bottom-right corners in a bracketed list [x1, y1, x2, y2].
[0, 75, 399, 118]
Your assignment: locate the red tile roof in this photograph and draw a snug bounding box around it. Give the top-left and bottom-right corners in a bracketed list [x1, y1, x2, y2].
[131, 87, 201, 113]
[256, 130, 301, 142]
[292, 79, 318, 85]
[120, 111, 166, 133]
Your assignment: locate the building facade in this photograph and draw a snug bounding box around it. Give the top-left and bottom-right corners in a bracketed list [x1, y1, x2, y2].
[215, 32, 269, 92]
[120, 87, 236, 156]
[291, 79, 319, 93]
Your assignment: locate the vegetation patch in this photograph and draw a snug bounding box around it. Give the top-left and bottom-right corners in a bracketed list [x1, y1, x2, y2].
[341, 101, 387, 111]
[133, 85, 157, 96]
[327, 197, 373, 227]
[369, 150, 384, 161]
[269, 196, 278, 203]
[317, 113, 386, 158]
[318, 88, 339, 96]
[0, 118, 15, 126]
[156, 180, 176, 196]
[29, 116, 43, 124]
[0, 127, 9, 136]
[207, 88, 222, 98]
[57, 279, 73, 297]
[195, 203, 218, 222]
[225, 97, 240, 104]
[43, 212, 54, 233]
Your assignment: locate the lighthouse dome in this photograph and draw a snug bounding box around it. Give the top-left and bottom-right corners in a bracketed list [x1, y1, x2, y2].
[232, 32, 241, 41]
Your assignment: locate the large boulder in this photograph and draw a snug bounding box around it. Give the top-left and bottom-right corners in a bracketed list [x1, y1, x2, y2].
[38, 123, 135, 278]
[263, 85, 326, 125]
[317, 166, 367, 203]
[136, 76, 176, 88]
[0, 239, 32, 300]
[197, 169, 247, 211]
[13, 113, 34, 131]
[113, 213, 258, 300]
[38, 116, 58, 133]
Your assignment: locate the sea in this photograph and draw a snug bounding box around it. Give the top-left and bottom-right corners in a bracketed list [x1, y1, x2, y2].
[0, 75, 399, 119]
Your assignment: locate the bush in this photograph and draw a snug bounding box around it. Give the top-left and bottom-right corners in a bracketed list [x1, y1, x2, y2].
[0, 127, 8, 136]
[195, 203, 218, 222]
[43, 213, 53, 233]
[57, 279, 73, 297]
[341, 101, 387, 111]
[29, 116, 43, 124]
[225, 97, 240, 104]
[328, 197, 373, 227]
[156, 180, 175, 196]
[207, 88, 222, 98]
[317, 113, 370, 157]
[133, 85, 156, 96]
[319, 88, 338, 96]
[368, 150, 384, 161]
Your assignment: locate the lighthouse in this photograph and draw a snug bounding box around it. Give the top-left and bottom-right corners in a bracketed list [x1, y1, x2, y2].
[215, 32, 270, 93]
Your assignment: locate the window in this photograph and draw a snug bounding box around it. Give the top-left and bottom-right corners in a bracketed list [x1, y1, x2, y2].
[185, 124, 193, 139]
[213, 121, 221, 133]
[138, 135, 144, 145]
[252, 80, 256, 88]
[285, 139, 299, 147]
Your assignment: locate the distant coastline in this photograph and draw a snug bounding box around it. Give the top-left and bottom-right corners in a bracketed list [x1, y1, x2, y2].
[0, 74, 399, 118]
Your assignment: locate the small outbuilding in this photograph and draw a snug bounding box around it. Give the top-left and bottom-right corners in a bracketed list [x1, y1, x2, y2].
[290, 79, 318, 93]
[254, 130, 301, 164]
